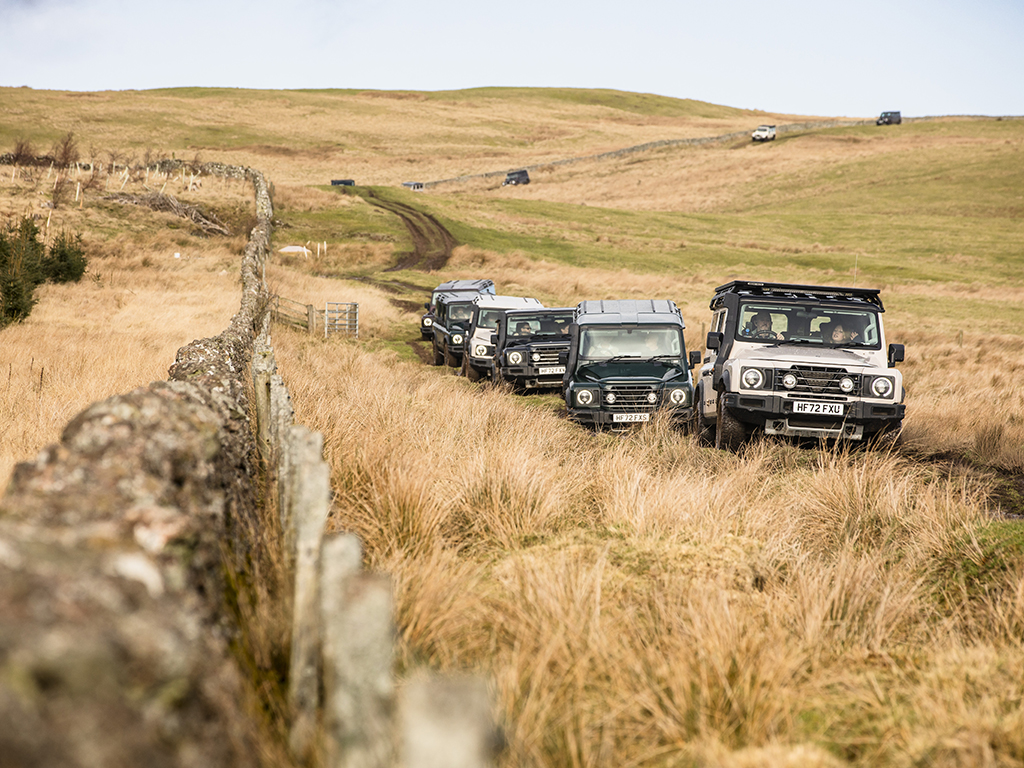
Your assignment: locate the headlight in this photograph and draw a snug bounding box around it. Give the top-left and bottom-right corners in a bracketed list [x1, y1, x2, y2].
[871, 376, 894, 398]
[452, 334, 463, 345]
[422, 317, 432, 327]
[605, 392, 617, 404]
[473, 344, 487, 357]
[782, 372, 798, 389]
[741, 367, 765, 389]
[576, 389, 594, 406]
[839, 376, 855, 393]
[508, 351, 523, 365]
[668, 388, 687, 405]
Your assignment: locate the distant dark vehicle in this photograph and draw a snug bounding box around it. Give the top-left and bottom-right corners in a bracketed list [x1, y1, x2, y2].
[502, 170, 530, 187]
[421, 279, 495, 340]
[876, 111, 901, 126]
[402, 182, 424, 191]
[331, 179, 356, 186]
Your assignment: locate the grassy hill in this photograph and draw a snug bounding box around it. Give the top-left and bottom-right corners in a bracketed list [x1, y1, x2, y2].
[2, 87, 1023, 768]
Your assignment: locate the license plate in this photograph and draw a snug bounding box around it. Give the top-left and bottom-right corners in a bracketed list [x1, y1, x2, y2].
[537, 366, 565, 375]
[793, 401, 844, 416]
[612, 413, 651, 423]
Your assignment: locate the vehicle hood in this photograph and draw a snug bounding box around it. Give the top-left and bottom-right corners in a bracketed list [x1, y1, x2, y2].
[737, 346, 883, 370]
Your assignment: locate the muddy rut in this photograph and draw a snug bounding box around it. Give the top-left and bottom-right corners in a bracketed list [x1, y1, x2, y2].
[362, 190, 457, 272]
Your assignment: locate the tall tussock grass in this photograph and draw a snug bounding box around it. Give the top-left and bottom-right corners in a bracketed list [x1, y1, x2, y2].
[272, 327, 1023, 767]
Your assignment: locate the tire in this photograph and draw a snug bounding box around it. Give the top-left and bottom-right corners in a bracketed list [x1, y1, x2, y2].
[432, 338, 444, 366]
[444, 343, 458, 368]
[715, 395, 747, 452]
[464, 358, 481, 382]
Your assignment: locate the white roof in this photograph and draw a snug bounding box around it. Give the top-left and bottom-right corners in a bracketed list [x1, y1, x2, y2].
[472, 294, 543, 309]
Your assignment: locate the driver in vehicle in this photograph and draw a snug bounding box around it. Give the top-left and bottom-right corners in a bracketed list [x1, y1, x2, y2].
[744, 311, 780, 340]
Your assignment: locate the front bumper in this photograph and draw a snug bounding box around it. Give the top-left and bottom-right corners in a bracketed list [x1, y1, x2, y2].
[499, 365, 565, 390]
[568, 406, 694, 426]
[722, 392, 904, 439]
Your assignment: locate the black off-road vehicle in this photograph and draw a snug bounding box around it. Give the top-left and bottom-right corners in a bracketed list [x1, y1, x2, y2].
[562, 300, 701, 428]
[697, 281, 906, 450]
[876, 111, 902, 125]
[491, 307, 574, 390]
[502, 170, 530, 186]
[420, 279, 494, 340]
[431, 293, 480, 367]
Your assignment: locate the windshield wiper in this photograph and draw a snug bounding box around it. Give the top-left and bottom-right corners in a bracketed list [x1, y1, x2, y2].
[597, 355, 642, 365]
[640, 354, 680, 363]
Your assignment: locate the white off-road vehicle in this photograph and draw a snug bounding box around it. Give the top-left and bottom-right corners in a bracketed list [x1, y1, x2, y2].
[751, 125, 776, 142]
[697, 281, 906, 450]
[461, 294, 543, 381]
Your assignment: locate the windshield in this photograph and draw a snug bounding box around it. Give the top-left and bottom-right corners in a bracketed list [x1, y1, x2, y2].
[506, 311, 573, 337]
[448, 304, 473, 322]
[735, 303, 881, 349]
[475, 309, 503, 329]
[579, 326, 683, 359]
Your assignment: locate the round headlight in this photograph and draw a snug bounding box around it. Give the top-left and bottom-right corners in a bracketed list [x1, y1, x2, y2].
[871, 377, 894, 398]
[474, 344, 487, 357]
[423, 317, 433, 327]
[839, 376, 855, 393]
[605, 392, 617, 404]
[508, 351, 523, 365]
[531, 352, 541, 362]
[782, 372, 798, 389]
[669, 388, 686, 404]
[576, 389, 594, 406]
[741, 368, 764, 389]
[452, 334, 463, 345]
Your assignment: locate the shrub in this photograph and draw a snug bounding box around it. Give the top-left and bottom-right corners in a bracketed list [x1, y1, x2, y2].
[44, 230, 88, 283]
[0, 217, 87, 327]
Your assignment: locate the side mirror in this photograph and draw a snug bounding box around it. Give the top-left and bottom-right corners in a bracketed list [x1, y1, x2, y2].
[557, 351, 568, 365]
[706, 332, 723, 350]
[688, 350, 702, 369]
[888, 343, 905, 367]
[490, 333, 498, 345]
[424, 302, 430, 310]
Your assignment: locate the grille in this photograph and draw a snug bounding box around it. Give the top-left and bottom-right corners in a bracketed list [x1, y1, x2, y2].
[531, 349, 564, 366]
[781, 366, 860, 396]
[605, 384, 659, 411]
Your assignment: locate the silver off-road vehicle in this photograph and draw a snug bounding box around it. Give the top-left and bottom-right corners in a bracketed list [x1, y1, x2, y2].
[697, 281, 906, 450]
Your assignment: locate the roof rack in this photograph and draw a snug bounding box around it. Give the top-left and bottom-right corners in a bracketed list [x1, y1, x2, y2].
[713, 281, 885, 311]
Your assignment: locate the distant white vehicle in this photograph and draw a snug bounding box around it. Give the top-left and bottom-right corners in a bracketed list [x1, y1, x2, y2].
[751, 125, 776, 142]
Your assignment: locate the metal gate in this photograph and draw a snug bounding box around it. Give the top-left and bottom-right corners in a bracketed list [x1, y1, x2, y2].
[325, 302, 359, 338]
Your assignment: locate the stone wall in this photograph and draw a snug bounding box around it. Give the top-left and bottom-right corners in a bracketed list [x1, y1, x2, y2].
[0, 163, 274, 768]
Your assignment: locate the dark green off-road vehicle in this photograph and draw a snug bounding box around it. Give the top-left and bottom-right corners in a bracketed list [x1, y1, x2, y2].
[562, 300, 701, 428]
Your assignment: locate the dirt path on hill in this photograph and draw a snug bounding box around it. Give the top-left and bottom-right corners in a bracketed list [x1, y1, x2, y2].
[362, 190, 457, 271]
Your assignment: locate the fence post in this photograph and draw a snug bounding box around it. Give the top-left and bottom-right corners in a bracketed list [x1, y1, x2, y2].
[400, 674, 498, 768]
[321, 565, 395, 768]
[253, 326, 275, 462]
[308, 304, 316, 335]
[286, 425, 332, 761]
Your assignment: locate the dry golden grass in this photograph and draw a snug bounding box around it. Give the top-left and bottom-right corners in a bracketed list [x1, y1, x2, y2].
[0, 170, 246, 489]
[269, 320, 1022, 768]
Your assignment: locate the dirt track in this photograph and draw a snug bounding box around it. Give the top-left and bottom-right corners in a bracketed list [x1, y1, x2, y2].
[363, 190, 457, 271]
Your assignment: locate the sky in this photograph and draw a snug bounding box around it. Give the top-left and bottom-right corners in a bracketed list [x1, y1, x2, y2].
[1, 0, 1022, 118]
